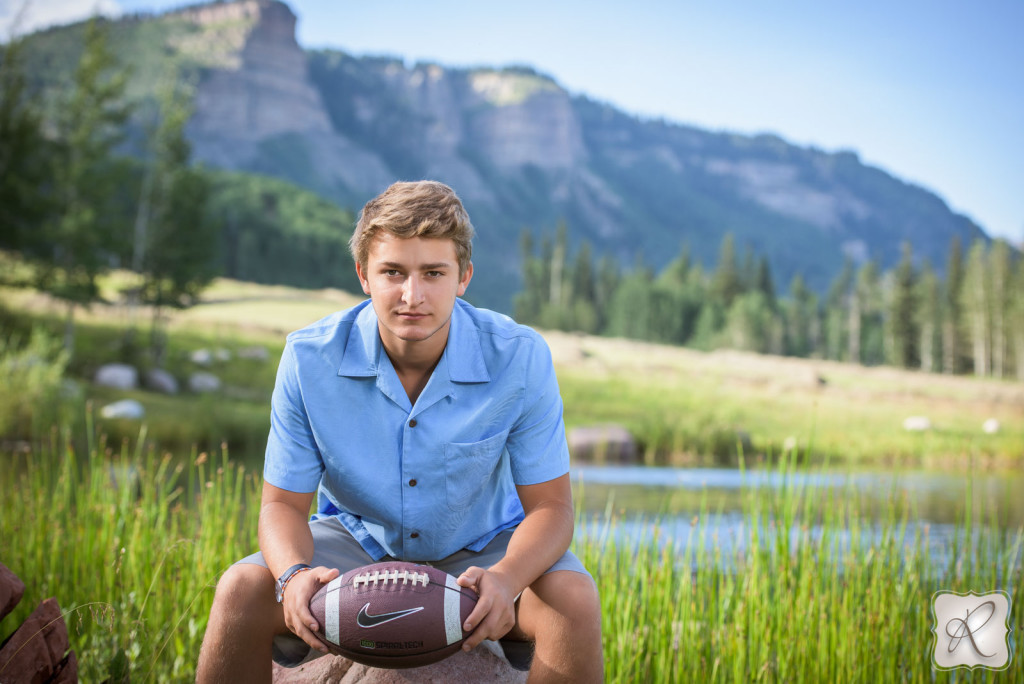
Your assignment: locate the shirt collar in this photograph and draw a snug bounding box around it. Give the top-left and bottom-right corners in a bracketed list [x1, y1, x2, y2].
[337, 299, 490, 384]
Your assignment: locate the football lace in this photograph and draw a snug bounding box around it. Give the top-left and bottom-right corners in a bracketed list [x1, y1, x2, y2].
[352, 569, 430, 587]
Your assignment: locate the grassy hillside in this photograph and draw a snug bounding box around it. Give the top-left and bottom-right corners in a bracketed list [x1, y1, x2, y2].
[2, 276, 1020, 467]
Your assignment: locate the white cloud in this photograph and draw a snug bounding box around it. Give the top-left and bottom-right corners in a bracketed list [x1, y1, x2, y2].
[1, 0, 122, 40]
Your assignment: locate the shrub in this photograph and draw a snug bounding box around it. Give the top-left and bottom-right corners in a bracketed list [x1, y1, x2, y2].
[0, 327, 75, 439]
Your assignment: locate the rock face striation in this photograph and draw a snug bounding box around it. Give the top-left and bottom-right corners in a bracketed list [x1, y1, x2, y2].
[29, 0, 985, 307]
[177, 0, 392, 198]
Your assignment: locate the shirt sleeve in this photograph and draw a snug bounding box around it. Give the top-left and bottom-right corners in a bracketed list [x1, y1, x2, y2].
[505, 333, 571, 485]
[263, 340, 325, 493]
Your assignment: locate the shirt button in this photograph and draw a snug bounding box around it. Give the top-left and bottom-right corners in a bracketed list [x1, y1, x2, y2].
[408, 418, 417, 428]
[410, 532, 419, 539]
[409, 479, 417, 487]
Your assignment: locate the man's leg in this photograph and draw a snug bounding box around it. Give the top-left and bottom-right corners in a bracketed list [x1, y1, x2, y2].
[196, 562, 286, 684]
[510, 570, 604, 684]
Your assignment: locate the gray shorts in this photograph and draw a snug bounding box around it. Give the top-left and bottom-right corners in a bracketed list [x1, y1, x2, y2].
[237, 516, 590, 668]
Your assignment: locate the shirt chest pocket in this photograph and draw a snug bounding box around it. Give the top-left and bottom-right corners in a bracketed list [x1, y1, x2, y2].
[444, 429, 511, 511]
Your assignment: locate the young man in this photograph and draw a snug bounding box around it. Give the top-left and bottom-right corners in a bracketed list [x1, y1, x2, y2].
[197, 181, 603, 683]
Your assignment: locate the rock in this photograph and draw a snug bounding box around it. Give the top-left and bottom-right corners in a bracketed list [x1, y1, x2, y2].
[100, 399, 146, 420]
[902, 416, 932, 432]
[214, 347, 233, 362]
[0, 561, 25, 622]
[567, 424, 637, 464]
[145, 368, 179, 394]
[191, 348, 214, 366]
[272, 642, 527, 683]
[189, 372, 222, 393]
[50, 649, 78, 683]
[94, 363, 139, 390]
[0, 597, 74, 683]
[983, 418, 1000, 434]
[239, 345, 270, 361]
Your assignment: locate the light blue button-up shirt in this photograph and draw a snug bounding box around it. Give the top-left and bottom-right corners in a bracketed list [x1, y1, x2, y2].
[263, 298, 571, 561]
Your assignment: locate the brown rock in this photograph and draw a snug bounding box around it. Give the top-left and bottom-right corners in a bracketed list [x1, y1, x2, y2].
[0, 597, 70, 684]
[0, 562, 25, 622]
[50, 650, 79, 684]
[272, 643, 527, 684]
[567, 424, 637, 464]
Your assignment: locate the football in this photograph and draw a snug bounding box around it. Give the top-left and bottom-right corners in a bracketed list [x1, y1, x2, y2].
[309, 561, 479, 668]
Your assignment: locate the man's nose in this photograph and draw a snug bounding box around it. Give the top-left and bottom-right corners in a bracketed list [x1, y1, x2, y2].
[402, 276, 423, 304]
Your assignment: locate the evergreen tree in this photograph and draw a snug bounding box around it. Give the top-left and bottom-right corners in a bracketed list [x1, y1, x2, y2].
[513, 229, 543, 324]
[917, 260, 941, 372]
[726, 291, 773, 353]
[754, 256, 776, 310]
[711, 233, 742, 309]
[605, 255, 654, 340]
[566, 240, 598, 333]
[594, 254, 621, 331]
[961, 239, 991, 375]
[824, 258, 854, 361]
[1009, 254, 1024, 380]
[135, 75, 218, 363]
[854, 260, 884, 365]
[942, 236, 964, 374]
[784, 274, 817, 357]
[35, 19, 133, 350]
[888, 243, 919, 368]
[0, 37, 51, 264]
[989, 239, 1012, 378]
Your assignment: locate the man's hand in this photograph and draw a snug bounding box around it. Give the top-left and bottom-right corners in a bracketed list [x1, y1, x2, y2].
[281, 565, 341, 653]
[456, 566, 519, 651]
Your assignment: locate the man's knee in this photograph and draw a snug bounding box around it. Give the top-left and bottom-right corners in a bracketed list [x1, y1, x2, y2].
[524, 570, 602, 632]
[210, 562, 275, 616]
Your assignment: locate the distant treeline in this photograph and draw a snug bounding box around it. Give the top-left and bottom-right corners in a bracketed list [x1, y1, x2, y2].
[515, 224, 1024, 379]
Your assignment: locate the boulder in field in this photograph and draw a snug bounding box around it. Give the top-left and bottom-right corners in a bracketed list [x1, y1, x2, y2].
[145, 368, 179, 395]
[100, 399, 146, 420]
[902, 416, 931, 432]
[567, 424, 637, 464]
[189, 372, 222, 393]
[94, 363, 138, 390]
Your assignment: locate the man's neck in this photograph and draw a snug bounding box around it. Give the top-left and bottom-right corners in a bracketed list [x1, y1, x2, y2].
[379, 325, 450, 405]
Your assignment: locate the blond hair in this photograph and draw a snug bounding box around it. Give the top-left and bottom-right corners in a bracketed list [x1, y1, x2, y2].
[350, 181, 474, 276]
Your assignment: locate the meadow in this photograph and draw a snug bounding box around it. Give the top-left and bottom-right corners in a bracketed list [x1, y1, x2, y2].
[2, 276, 1021, 468]
[1, 278, 1022, 681]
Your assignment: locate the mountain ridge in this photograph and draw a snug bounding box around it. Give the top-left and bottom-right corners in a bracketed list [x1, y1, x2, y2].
[14, 0, 987, 309]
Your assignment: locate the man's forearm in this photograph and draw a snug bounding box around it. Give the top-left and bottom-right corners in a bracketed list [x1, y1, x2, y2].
[489, 498, 574, 596]
[258, 500, 316, 579]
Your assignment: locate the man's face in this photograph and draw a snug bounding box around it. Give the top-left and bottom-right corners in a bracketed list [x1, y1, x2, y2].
[356, 233, 473, 350]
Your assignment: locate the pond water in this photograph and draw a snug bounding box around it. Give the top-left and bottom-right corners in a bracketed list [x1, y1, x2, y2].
[569, 465, 1024, 564]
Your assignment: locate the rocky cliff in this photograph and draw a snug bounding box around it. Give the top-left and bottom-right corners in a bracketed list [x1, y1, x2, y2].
[17, 0, 987, 308]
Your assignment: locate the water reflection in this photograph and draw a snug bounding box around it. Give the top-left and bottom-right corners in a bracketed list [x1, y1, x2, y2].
[570, 465, 1024, 566]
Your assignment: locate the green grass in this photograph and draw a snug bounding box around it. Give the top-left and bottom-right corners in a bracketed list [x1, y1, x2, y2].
[2, 431, 1021, 682]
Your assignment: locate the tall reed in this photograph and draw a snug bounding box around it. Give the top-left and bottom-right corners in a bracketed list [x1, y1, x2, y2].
[2, 434, 1021, 681]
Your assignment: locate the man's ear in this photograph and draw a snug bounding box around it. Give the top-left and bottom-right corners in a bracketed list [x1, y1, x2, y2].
[355, 261, 371, 296]
[457, 261, 473, 297]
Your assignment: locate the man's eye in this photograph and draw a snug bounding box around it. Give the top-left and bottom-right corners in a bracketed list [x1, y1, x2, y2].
[426, 271, 444, 277]
[384, 270, 401, 277]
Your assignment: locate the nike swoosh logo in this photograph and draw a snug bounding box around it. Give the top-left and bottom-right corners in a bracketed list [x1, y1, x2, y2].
[356, 603, 425, 628]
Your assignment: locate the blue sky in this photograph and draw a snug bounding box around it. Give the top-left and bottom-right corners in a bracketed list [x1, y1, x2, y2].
[5, 0, 1022, 243]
